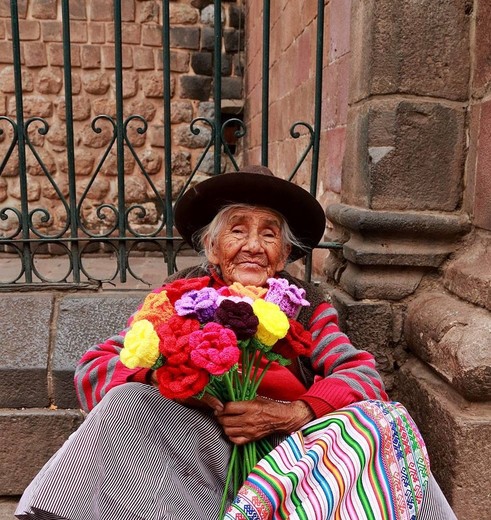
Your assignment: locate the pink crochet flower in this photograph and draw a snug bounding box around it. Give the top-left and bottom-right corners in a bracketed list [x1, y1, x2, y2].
[188, 322, 240, 375]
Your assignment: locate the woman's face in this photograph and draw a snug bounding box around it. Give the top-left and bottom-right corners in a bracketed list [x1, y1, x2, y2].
[207, 207, 290, 286]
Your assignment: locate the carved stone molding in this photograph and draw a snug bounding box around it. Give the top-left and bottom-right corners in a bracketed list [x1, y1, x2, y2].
[325, 203, 471, 300]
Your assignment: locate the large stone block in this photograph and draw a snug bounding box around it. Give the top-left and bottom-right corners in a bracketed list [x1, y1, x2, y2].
[0, 408, 84, 495]
[350, 0, 470, 102]
[342, 101, 466, 211]
[398, 358, 491, 520]
[0, 294, 53, 408]
[405, 292, 491, 401]
[443, 229, 491, 311]
[52, 293, 145, 408]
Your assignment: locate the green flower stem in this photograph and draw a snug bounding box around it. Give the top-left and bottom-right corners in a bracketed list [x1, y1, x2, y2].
[249, 359, 273, 398]
[219, 443, 238, 518]
[222, 372, 236, 402]
[240, 349, 255, 400]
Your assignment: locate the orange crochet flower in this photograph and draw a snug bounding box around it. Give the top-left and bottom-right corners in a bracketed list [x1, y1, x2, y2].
[133, 291, 175, 325]
[228, 282, 267, 300]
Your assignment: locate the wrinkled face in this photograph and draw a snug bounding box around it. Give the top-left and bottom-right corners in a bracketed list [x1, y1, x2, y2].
[207, 207, 290, 287]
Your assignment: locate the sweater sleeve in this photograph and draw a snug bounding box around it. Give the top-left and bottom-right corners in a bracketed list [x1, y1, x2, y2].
[74, 326, 152, 413]
[299, 302, 388, 418]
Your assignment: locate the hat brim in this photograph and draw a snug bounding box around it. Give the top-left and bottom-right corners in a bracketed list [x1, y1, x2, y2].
[174, 170, 326, 261]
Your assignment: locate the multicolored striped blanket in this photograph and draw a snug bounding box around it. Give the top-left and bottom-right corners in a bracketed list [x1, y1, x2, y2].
[225, 401, 430, 520]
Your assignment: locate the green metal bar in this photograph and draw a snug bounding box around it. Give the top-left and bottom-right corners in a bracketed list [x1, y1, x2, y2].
[61, 0, 81, 283]
[261, 0, 271, 166]
[162, 0, 175, 276]
[113, 0, 127, 282]
[9, 0, 32, 282]
[213, 0, 222, 173]
[304, 0, 326, 282]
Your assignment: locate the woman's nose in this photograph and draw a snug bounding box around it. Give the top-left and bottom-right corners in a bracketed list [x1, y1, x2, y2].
[242, 232, 262, 252]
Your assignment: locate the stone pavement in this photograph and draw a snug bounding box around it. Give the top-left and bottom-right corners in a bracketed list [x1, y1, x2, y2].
[0, 499, 16, 520]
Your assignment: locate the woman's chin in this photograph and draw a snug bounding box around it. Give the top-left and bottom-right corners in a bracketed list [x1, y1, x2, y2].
[230, 268, 270, 287]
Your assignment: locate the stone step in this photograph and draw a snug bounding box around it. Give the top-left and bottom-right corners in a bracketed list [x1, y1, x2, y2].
[0, 409, 84, 496]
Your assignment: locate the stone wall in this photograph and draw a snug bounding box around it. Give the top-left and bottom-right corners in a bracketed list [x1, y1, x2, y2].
[320, 1, 491, 518]
[0, 0, 244, 237]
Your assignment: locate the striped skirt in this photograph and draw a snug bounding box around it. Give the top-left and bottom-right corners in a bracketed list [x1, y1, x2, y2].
[16, 384, 456, 520]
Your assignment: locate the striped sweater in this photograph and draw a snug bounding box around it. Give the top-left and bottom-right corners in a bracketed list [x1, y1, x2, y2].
[74, 268, 388, 415]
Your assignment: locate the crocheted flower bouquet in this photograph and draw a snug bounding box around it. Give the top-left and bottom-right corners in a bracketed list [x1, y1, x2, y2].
[119, 275, 313, 516]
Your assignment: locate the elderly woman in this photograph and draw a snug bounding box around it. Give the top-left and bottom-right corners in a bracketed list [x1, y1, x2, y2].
[16, 166, 455, 520]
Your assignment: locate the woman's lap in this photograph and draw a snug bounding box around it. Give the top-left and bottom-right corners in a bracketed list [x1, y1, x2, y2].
[16, 383, 232, 520]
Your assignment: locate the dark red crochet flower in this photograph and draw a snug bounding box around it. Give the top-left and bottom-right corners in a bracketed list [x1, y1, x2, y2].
[162, 276, 211, 305]
[272, 319, 314, 359]
[214, 300, 259, 340]
[156, 364, 209, 400]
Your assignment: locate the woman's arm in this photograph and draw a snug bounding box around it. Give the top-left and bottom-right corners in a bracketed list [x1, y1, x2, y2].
[299, 301, 388, 417]
[74, 330, 151, 412]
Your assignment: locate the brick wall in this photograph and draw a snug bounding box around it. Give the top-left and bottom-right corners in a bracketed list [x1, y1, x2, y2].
[243, 0, 348, 275]
[0, 0, 244, 236]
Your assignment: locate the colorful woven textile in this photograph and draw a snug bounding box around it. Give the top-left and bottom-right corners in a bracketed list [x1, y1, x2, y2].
[225, 401, 430, 520]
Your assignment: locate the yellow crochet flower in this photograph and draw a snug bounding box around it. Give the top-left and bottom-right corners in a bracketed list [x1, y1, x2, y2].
[229, 282, 268, 300]
[133, 291, 174, 323]
[252, 299, 289, 347]
[120, 319, 160, 369]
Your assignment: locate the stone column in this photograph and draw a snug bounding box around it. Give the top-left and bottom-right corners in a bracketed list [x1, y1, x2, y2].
[325, 1, 490, 517]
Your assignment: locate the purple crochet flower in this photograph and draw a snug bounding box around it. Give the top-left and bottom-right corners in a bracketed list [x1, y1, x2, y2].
[174, 287, 219, 323]
[265, 277, 310, 318]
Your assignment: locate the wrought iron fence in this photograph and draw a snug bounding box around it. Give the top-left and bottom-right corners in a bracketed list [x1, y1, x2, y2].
[0, 0, 339, 289]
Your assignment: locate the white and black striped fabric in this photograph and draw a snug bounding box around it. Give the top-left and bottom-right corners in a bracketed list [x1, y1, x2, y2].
[16, 382, 457, 520]
[16, 383, 235, 520]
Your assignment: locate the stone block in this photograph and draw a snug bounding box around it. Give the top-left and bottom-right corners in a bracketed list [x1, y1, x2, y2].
[398, 358, 491, 520]
[0, 409, 84, 495]
[350, 0, 470, 102]
[0, 294, 53, 408]
[224, 28, 244, 53]
[472, 1, 491, 97]
[405, 292, 491, 401]
[221, 76, 242, 99]
[191, 51, 213, 75]
[169, 26, 200, 50]
[474, 99, 491, 231]
[200, 26, 214, 51]
[52, 293, 144, 408]
[24, 42, 47, 68]
[330, 289, 396, 374]
[343, 101, 465, 211]
[180, 75, 211, 100]
[443, 229, 491, 311]
[169, 2, 199, 25]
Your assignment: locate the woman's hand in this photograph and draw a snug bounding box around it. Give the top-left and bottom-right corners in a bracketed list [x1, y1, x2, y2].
[215, 397, 314, 445]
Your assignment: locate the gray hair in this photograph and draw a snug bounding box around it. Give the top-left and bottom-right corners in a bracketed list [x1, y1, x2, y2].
[193, 203, 306, 264]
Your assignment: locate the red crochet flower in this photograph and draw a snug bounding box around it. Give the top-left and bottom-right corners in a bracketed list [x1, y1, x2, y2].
[162, 276, 211, 304]
[156, 363, 209, 400]
[188, 322, 240, 375]
[155, 315, 200, 365]
[272, 319, 313, 359]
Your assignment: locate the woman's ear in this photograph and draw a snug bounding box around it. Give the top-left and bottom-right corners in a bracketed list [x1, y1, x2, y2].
[205, 237, 220, 265]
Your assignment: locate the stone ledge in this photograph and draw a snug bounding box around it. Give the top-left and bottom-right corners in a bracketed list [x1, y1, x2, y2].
[405, 291, 491, 401]
[325, 204, 471, 300]
[0, 409, 84, 495]
[398, 358, 491, 520]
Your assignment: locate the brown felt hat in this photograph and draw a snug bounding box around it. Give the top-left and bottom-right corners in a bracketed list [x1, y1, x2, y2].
[174, 165, 326, 261]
